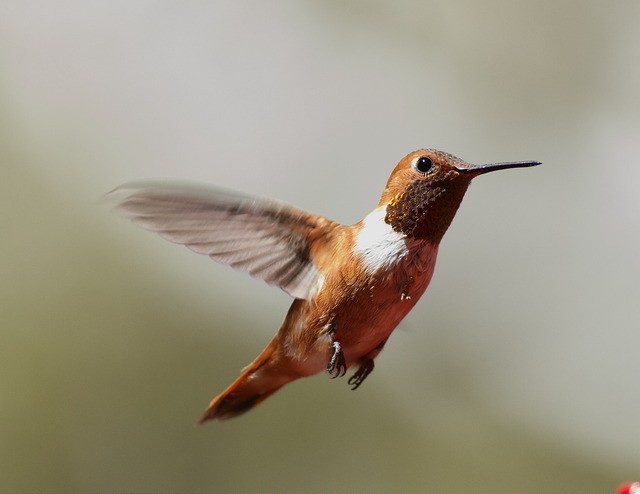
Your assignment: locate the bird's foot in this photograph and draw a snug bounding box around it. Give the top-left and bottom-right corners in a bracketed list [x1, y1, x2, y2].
[326, 324, 347, 378]
[327, 340, 347, 378]
[348, 359, 374, 390]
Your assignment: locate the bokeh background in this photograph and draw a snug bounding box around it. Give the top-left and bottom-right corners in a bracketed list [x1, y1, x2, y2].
[1, 1, 639, 492]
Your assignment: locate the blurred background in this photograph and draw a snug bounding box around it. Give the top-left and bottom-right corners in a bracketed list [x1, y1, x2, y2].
[1, 1, 639, 492]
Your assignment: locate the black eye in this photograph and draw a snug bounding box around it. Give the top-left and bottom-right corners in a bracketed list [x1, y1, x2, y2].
[414, 156, 433, 174]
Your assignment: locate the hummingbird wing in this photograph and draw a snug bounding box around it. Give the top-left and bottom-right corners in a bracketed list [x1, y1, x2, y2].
[108, 181, 337, 300]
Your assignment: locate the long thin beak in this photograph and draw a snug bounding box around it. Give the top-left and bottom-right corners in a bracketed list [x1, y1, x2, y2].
[455, 160, 541, 174]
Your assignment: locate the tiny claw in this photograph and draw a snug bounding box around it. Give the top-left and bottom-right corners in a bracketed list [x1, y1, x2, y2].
[348, 359, 375, 390]
[327, 340, 347, 378]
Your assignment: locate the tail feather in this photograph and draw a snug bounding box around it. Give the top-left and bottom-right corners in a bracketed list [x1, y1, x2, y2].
[198, 339, 296, 423]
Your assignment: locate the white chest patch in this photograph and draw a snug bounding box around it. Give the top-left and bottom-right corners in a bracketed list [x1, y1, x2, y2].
[353, 207, 410, 274]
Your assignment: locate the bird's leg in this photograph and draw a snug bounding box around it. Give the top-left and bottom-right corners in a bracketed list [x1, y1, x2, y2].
[348, 338, 388, 390]
[326, 322, 347, 378]
[347, 360, 374, 390]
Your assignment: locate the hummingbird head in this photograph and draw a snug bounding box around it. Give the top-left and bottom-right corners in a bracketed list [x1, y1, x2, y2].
[379, 149, 540, 243]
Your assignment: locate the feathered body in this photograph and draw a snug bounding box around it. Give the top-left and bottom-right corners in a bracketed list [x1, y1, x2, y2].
[110, 149, 539, 422]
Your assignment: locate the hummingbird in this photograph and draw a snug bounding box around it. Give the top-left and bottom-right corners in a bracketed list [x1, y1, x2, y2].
[110, 149, 540, 423]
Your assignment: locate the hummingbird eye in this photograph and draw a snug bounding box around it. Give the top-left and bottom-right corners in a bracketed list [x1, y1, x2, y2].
[414, 156, 433, 174]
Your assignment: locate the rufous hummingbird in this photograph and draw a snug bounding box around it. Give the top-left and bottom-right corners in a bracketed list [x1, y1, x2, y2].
[110, 149, 540, 423]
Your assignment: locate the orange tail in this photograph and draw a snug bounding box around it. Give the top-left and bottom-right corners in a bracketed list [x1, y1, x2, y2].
[198, 338, 298, 423]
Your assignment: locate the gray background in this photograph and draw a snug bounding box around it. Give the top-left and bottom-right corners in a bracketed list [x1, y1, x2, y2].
[1, 1, 638, 492]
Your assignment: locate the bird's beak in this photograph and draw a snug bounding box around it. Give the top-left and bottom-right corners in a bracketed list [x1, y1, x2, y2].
[455, 160, 541, 175]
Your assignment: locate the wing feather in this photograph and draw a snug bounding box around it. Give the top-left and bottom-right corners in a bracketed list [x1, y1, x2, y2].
[108, 181, 337, 299]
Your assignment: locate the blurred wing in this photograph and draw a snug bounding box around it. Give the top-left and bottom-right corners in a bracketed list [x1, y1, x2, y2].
[108, 181, 337, 300]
